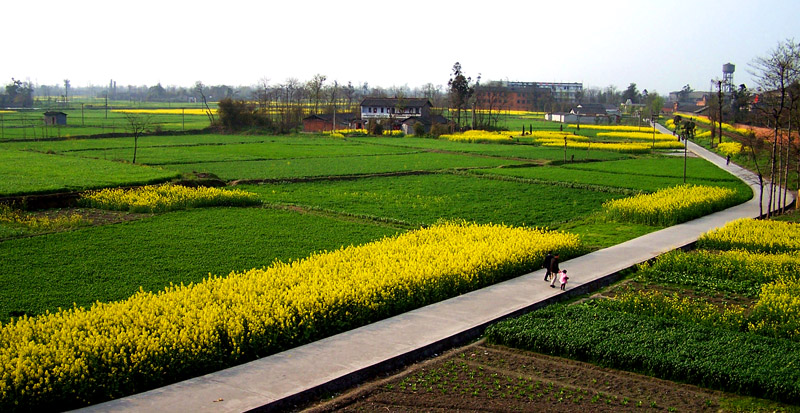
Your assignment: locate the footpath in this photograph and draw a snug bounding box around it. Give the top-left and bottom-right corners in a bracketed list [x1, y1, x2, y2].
[76, 128, 794, 413]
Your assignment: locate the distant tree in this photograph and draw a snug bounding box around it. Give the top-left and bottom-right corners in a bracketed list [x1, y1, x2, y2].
[63, 79, 70, 103]
[622, 83, 641, 104]
[194, 81, 216, 124]
[448, 62, 476, 129]
[146, 83, 167, 101]
[2, 78, 34, 108]
[342, 81, 356, 112]
[731, 84, 751, 123]
[645, 93, 665, 119]
[307, 74, 327, 114]
[124, 113, 152, 164]
[677, 84, 693, 101]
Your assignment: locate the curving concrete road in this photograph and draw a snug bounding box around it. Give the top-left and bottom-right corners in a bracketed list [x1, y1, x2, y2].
[75, 127, 794, 413]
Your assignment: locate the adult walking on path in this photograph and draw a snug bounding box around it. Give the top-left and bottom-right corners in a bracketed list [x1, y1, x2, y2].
[543, 251, 553, 282]
[549, 253, 560, 288]
[78, 124, 794, 413]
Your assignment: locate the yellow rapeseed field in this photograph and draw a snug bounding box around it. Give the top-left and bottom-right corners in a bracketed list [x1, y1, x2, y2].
[698, 218, 800, 254]
[603, 184, 738, 226]
[595, 131, 677, 141]
[79, 184, 260, 213]
[0, 222, 583, 409]
[441, 130, 516, 143]
[111, 109, 215, 115]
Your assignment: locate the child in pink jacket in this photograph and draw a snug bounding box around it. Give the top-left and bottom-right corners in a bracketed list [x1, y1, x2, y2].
[559, 269, 569, 290]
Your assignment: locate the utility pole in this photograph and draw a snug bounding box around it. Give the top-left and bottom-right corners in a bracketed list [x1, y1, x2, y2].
[651, 114, 656, 149]
[717, 80, 723, 145]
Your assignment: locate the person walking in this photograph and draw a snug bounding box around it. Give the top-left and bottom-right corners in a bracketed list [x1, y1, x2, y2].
[559, 269, 569, 290]
[549, 253, 560, 288]
[543, 251, 554, 282]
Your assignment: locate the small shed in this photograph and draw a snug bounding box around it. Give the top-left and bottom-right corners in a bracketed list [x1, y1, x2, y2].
[44, 111, 68, 126]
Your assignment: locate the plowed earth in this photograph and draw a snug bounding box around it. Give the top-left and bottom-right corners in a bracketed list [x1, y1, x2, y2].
[302, 341, 792, 412]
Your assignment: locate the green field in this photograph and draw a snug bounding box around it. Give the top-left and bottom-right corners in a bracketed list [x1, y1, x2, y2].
[0, 127, 753, 321]
[473, 157, 751, 194]
[0, 207, 398, 322]
[0, 114, 770, 409]
[351, 136, 632, 161]
[243, 173, 624, 228]
[0, 147, 178, 196]
[0, 108, 211, 140]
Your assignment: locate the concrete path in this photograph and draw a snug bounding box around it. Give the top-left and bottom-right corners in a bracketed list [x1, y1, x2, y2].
[76, 129, 794, 413]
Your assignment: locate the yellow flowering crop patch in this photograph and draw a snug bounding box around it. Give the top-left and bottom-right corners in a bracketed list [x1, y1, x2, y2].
[540, 141, 651, 154]
[595, 131, 676, 141]
[603, 184, 738, 226]
[566, 124, 644, 132]
[111, 109, 215, 115]
[698, 218, 800, 254]
[441, 130, 516, 143]
[0, 222, 583, 409]
[717, 142, 743, 156]
[607, 289, 747, 330]
[750, 278, 800, 340]
[527, 131, 582, 139]
[79, 184, 260, 213]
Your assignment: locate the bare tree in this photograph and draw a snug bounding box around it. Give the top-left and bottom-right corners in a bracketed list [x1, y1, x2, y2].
[307, 74, 327, 114]
[750, 38, 800, 216]
[194, 81, 216, 125]
[124, 113, 153, 164]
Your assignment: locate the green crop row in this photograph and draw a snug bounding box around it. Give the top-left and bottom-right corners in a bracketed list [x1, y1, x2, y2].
[636, 249, 800, 297]
[485, 303, 800, 404]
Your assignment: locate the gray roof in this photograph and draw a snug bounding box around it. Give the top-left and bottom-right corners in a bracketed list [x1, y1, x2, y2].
[360, 98, 432, 108]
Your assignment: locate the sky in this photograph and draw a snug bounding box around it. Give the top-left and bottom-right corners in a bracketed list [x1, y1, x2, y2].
[5, 0, 800, 96]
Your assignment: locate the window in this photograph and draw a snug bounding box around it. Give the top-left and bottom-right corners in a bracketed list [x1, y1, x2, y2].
[381, 107, 384, 113]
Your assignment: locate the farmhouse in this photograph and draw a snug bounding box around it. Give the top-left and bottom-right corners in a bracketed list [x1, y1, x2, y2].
[43, 111, 67, 126]
[360, 98, 431, 121]
[545, 103, 620, 125]
[301, 113, 360, 132]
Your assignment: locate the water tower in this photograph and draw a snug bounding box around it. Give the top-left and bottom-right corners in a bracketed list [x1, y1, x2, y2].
[722, 63, 735, 94]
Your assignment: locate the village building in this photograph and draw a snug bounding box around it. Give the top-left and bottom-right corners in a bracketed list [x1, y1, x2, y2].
[545, 103, 620, 125]
[474, 81, 582, 112]
[301, 113, 360, 132]
[43, 111, 68, 126]
[301, 97, 452, 134]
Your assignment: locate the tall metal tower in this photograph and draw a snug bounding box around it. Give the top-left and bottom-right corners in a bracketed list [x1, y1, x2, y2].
[722, 63, 735, 94]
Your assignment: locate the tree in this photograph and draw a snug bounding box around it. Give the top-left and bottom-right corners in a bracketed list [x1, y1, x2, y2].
[677, 84, 693, 101]
[124, 114, 152, 164]
[63, 79, 70, 103]
[750, 38, 800, 215]
[1, 78, 34, 108]
[307, 74, 327, 114]
[731, 84, 751, 123]
[194, 81, 216, 124]
[146, 83, 167, 101]
[622, 83, 641, 104]
[644, 92, 664, 119]
[447, 62, 476, 129]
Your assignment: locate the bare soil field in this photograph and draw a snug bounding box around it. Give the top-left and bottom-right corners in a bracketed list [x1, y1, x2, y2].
[302, 341, 797, 412]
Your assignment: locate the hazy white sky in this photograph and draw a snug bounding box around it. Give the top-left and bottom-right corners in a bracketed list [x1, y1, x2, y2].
[5, 0, 799, 95]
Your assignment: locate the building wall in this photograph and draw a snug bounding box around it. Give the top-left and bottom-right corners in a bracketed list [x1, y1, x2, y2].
[302, 118, 350, 133]
[361, 105, 427, 120]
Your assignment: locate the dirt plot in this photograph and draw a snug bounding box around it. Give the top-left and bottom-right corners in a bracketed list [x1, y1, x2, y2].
[302, 342, 793, 412]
